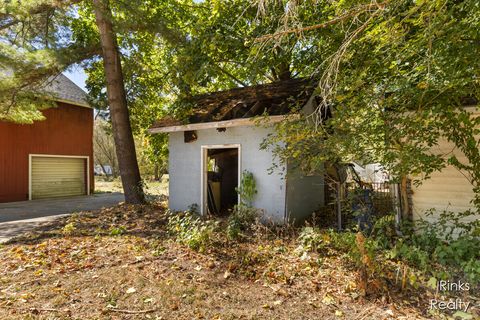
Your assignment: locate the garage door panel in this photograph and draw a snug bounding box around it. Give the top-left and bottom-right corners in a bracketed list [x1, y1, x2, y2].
[31, 157, 86, 200]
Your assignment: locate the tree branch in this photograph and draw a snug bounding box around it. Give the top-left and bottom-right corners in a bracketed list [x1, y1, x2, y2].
[254, 2, 387, 43]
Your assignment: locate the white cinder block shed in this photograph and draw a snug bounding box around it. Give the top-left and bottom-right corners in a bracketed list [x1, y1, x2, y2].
[150, 79, 325, 224]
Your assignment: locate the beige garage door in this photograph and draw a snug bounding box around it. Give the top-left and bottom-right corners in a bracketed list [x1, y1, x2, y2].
[31, 156, 86, 200]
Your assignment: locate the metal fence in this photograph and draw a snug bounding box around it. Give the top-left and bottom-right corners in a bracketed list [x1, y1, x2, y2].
[312, 180, 401, 230]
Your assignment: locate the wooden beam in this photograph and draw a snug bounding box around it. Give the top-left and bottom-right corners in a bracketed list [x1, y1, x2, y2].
[149, 115, 295, 134]
[242, 101, 265, 118]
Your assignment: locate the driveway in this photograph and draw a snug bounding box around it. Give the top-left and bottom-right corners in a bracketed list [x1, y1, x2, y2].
[0, 193, 124, 243]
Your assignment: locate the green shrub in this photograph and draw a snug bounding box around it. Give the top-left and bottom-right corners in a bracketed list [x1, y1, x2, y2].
[371, 211, 480, 284]
[236, 170, 257, 207]
[227, 205, 259, 240]
[296, 211, 480, 286]
[227, 170, 260, 240]
[369, 214, 397, 249]
[167, 211, 217, 252]
[62, 222, 77, 236]
[109, 226, 126, 236]
[297, 227, 325, 252]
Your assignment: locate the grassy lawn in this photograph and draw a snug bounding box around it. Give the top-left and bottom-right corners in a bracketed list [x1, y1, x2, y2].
[0, 201, 477, 319]
[94, 175, 169, 196]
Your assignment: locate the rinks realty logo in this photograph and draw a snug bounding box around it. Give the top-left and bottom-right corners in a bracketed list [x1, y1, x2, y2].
[430, 280, 472, 312]
[430, 298, 470, 312]
[438, 280, 470, 292]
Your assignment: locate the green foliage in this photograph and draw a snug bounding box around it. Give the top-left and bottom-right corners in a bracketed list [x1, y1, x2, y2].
[369, 214, 397, 249]
[109, 226, 126, 236]
[388, 211, 480, 284]
[61, 222, 77, 236]
[0, 0, 98, 122]
[297, 210, 480, 286]
[227, 205, 259, 240]
[135, 133, 168, 181]
[296, 226, 376, 275]
[236, 170, 257, 207]
[227, 171, 259, 240]
[297, 227, 325, 253]
[167, 211, 217, 252]
[259, 0, 480, 213]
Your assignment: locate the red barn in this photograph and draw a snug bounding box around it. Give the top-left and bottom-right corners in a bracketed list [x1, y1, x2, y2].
[0, 74, 94, 203]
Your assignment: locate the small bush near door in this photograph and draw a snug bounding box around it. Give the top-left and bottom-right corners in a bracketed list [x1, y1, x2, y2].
[227, 171, 260, 240]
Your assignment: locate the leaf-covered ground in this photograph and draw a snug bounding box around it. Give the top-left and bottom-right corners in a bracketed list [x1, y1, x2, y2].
[0, 202, 477, 319]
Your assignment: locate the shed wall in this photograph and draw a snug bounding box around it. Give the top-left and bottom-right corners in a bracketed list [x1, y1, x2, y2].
[0, 103, 94, 203]
[286, 163, 325, 224]
[168, 126, 287, 223]
[411, 138, 478, 226]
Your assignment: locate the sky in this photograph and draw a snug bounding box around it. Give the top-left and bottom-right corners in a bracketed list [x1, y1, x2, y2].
[63, 65, 88, 92]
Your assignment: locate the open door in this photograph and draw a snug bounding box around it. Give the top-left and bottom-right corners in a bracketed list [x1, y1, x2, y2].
[201, 145, 240, 216]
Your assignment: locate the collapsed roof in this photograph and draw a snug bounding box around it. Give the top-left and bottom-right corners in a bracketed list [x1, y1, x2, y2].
[151, 78, 316, 130]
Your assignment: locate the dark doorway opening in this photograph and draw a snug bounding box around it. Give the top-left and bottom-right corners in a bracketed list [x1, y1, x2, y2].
[206, 148, 239, 215]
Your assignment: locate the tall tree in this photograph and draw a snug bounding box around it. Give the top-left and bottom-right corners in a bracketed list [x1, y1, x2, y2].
[92, 0, 144, 203]
[0, 0, 183, 203]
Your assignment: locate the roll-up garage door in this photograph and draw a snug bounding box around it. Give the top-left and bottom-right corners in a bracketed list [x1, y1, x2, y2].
[31, 156, 86, 199]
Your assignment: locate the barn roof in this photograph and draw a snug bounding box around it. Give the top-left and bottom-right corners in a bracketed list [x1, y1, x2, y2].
[41, 74, 90, 108]
[151, 78, 316, 132]
[0, 69, 90, 108]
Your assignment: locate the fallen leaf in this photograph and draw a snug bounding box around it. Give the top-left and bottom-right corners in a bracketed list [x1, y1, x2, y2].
[126, 287, 136, 294]
[224, 270, 232, 279]
[452, 311, 473, 320]
[322, 294, 336, 306]
[144, 297, 155, 304]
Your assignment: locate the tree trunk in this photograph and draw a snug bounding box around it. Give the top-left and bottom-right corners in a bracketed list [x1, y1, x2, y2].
[92, 0, 145, 204]
[400, 176, 411, 220]
[154, 163, 160, 181]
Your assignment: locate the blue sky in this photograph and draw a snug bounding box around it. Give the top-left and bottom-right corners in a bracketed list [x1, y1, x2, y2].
[63, 66, 88, 92]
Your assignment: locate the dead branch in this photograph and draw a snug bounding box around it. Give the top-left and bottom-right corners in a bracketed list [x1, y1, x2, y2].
[309, 6, 385, 131]
[106, 308, 157, 314]
[254, 2, 387, 43]
[3, 306, 71, 314]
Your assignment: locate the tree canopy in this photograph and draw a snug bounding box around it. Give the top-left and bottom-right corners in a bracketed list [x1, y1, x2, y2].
[1, 0, 479, 209]
[257, 0, 480, 211]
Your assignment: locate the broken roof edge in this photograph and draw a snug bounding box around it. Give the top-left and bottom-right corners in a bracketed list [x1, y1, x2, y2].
[149, 114, 299, 134]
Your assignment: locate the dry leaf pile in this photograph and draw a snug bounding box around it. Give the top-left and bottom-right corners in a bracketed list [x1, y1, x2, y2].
[0, 202, 475, 319]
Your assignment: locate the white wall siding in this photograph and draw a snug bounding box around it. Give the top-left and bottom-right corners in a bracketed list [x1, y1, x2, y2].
[412, 107, 479, 229]
[411, 139, 478, 226]
[168, 126, 287, 223]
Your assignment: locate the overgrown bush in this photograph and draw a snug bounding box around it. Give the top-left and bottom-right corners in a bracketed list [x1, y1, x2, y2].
[296, 227, 371, 264]
[297, 227, 325, 252]
[227, 170, 260, 240]
[395, 210, 480, 283]
[296, 210, 480, 290]
[372, 210, 480, 284]
[227, 205, 259, 240]
[167, 210, 217, 252]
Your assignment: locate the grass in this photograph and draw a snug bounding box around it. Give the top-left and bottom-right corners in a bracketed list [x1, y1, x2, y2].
[0, 201, 477, 319]
[94, 175, 169, 196]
